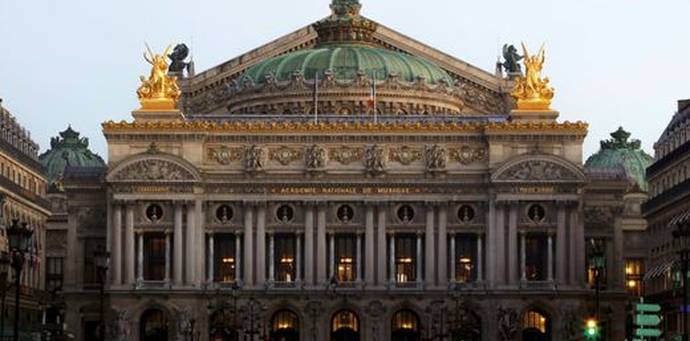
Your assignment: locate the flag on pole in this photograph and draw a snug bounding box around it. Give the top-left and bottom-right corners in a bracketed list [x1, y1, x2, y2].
[313, 72, 319, 124]
[367, 74, 377, 123]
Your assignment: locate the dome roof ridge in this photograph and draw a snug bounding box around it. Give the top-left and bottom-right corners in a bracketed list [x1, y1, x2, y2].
[585, 127, 653, 191]
[39, 126, 106, 191]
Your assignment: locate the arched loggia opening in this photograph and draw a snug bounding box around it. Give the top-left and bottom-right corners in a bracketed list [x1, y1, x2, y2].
[270, 310, 299, 341]
[521, 310, 551, 341]
[331, 310, 359, 341]
[140, 308, 169, 341]
[209, 309, 239, 341]
[391, 309, 420, 341]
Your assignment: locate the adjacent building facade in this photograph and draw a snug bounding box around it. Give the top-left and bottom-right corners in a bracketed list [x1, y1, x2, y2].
[0, 99, 50, 339]
[56, 1, 650, 340]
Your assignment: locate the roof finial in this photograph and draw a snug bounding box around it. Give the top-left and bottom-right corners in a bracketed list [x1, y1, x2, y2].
[330, 0, 361, 17]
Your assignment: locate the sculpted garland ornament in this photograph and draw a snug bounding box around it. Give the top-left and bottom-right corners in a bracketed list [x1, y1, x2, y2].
[208, 146, 242, 165]
[270, 146, 303, 166]
[450, 146, 486, 165]
[389, 146, 422, 165]
[329, 146, 364, 165]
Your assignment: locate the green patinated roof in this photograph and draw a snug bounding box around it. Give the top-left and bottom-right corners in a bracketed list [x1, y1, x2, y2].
[240, 45, 455, 86]
[38, 126, 105, 190]
[585, 127, 653, 191]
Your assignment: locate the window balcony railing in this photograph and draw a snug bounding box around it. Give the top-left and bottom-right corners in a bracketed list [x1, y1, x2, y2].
[519, 280, 556, 290]
[135, 280, 171, 290]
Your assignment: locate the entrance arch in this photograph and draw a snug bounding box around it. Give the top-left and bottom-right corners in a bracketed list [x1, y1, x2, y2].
[140, 308, 169, 341]
[331, 310, 359, 341]
[270, 309, 299, 341]
[391, 309, 421, 341]
[209, 309, 239, 341]
[521, 310, 551, 341]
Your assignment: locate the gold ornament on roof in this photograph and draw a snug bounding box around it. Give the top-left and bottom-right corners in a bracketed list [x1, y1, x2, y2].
[511, 43, 555, 111]
[136, 44, 181, 111]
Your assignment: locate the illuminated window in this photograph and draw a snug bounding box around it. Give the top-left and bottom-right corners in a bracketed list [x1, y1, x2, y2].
[332, 310, 358, 332]
[335, 235, 357, 282]
[625, 258, 644, 296]
[525, 235, 547, 281]
[454, 234, 477, 283]
[213, 234, 236, 283]
[522, 310, 548, 334]
[395, 235, 417, 283]
[272, 310, 298, 331]
[392, 310, 419, 331]
[275, 235, 296, 282]
[586, 239, 607, 289]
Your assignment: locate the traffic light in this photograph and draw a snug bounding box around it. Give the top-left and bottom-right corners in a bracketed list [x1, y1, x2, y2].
[585, 318, 600, 339]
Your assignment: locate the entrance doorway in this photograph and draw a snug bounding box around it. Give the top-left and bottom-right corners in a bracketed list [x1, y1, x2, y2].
[391, 310, 421, 341]
[521, 310, 550, 341]
[140, 309, 168, 341]
[331, 310, 359, 341]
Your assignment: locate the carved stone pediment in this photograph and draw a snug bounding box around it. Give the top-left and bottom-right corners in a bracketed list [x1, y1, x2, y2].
[493, 156, 585, 183]
[110, 158, 197, 182]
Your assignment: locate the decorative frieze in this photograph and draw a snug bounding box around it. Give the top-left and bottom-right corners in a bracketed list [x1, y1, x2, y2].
[111, 159, 195, 181]
[449, 146, 486, 165]
[269, 146, 303, 166]
[329, 146, 364, 165]
[305, 144, 328, 170]
[424, 144, 447, 171]
[389, 146, 422, 165]
[498, 160, 578, 181]
[364, 144, 387, 175]
[244, 145, 266, 172]
[208, 146, 242, 165]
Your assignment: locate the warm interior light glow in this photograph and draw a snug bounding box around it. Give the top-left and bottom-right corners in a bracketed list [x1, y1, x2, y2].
[625, 266, 633, 275]
[401, 322, 413, 330]
[398, 257, 413, 264]
[222, 257, 235, 264]
[627, 280, 637, 288]
[340, 257, 353, 264]
[280, 257, 294, 264]
[459, 257, 471, 264]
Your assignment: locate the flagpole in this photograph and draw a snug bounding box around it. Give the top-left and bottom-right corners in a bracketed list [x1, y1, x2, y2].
[314, 72, 319, 124]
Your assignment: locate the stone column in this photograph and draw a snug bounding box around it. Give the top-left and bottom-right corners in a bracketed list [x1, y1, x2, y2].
[173, 203, 183, 284]
[486, 200, 496, 285]
[575, 210, 586, 285]
[317, 204, 327, 284]
[195, 200, 204, 285]
[388, 233, 396, 283]
[165, 231, 171, 283]
[449, 233, 456, 282]
[417, 232, 424, 285]
[547, 233, 554, 282]
[268, 232, 275, 282]
[112, 203, 122, 285]
[185, 202, 195, 285]
[304, 203, 315, 286]
[569, 209, 577, 285]
[296, 232, 302, 283]
[495, 203, 506, 285]
[437, 204, 448, 287]
[365, 204, 375, 284]
[137, 232, 144, 282]
[424, 204, 435, 286]
[253, 203, 265, 286]
[508, 204, 518, 285]
[556, 204, 567, 284]
[207, 233, 214, 283]
[477, 233, 483, 282]
[356, 232, 362, 282]
[125, 205, 135, 284]
[520, 232, 526, 281]
[329, 233, 335, 280]
[235, 231, 242, 282]
[243, 203, 254, 286]
[377, 205, 387, 286]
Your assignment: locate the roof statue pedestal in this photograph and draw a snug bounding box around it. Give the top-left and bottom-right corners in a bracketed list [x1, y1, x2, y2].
[509, 43, 558, 123]
[132, 45, 183, 122]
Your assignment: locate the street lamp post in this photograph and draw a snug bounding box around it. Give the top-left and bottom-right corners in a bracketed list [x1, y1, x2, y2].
[6, 219, 33, 341]
[94, 247, 110, 341]
[241, 298, 265, 341]
[673, 222, 690, 341]
[0, 252, 11, 340]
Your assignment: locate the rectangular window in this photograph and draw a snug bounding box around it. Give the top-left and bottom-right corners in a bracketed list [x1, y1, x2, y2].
[625, 258, 644, 296]
[525, 235, 547, 281]
[275, 235, 296, 282]
[143, 233, 166, 281]
[395, 234, 417, 283]
[335, 235, 357, 282]
[586, 238, 607, 289]
[46, 257, 63, 292]
[454, 234, 477, 283]
[214, 234, 236, 283]
[83, 238, 106, 285]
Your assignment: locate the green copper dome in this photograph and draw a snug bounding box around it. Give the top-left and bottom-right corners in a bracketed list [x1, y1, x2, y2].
[39, 126, 105, 190]
[239, 45, 455, 86]
[585, 127, 653, 191]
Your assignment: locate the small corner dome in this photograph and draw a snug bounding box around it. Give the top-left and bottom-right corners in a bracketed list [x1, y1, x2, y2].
[39, 126, 106, 190]
[585, 127, 653, 191]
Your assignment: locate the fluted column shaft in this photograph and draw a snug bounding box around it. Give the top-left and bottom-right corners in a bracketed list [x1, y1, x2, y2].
[235, 232, 242, 282]
[137, 232, 144, 282]
[365, 205, 375, 284]
[449, 233, 456, 282]
[243, 203, 254, 286]
[185, 202, 195, 285]
[547, 233, 554, 281]
[173, 204, 183, 284]
[112, 204, 122, 285]
[477, 233, 483, 282]
[520, 232, 526, 281]
[424, 205, 435, 286]
[356, 232, 363, 282]
[207, 233, 214, 282]
[437, 205, 448, 287]
[417, 232, 424, 284]
[329, 233, 335, 280]
[304, 204, 315, 285]
[296, 232, 302, 283]
[165, 231, 171, 282]
[268, 233, 275, 282]
[495, 204, 506, 284]
[556, 205, 567, 284]
[389, 233, 396, 283]
[125, 205, 135, 284]
[508, 204, 518, 285]
[377, 205, 387, 285]
[317, 205, 327, 284]
[256, 204, 266, 286]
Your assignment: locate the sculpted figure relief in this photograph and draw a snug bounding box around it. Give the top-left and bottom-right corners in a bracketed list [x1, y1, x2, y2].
[364, 144, 387, 175]
[497, 307, 519, 341]
[244, 145, 266, 172]
[305, 144, 327, 169]
[425, 144, 447, 171]
[500, 160, 577, 181]
[112, 159, 194, 181]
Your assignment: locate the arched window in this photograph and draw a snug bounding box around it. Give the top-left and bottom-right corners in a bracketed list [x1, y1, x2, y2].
[209, 309, 238, 341]
[331, 310, 359, 341]
[140, 309, 168, 341]
[271, 310, 299, 341]
[391, 309, 420, 341]
[522, 310, 551, 341]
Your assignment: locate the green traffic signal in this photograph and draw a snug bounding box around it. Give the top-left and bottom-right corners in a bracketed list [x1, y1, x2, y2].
[585, 318, 599, 339]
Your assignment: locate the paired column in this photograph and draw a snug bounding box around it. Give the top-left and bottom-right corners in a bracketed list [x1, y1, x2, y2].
[377, 205, 387, 285]
[173, 203, 183, 284]
[449, 233, 456, 282]
[185, 202, 196, 285]
[207, 233, 214, 283]
[296, 232, 302, 283]
[508, 204, 519, 285]
[477, 233, 483, 282]
[568, 209, 578, 285]
[137, 232, 144, 282]
[365, 204, 375, 284]
[235, 231, 242, 282]
[556, 204, 568, 284]
[495, 203, 506, 285]
[547, 233, 554, 281]
[388, 233, 396, 283]
[486, 200, 496, 285]
[256, 203, 266, 286]
[111, 204, 122, 285]
[329, 233, 335, 280]
[165, 231, 171, 282]
[268, 232, 275, 282]
[437, 205, 448, 287]
[316, 205, 327, 284]
[125, 205, 135, 284]
[356, 232, 363, 282]
[243, 203, 255, 286]
[520, 232, 526, 281]
[304, 203, 315, 285]
[424, 204, 435, 286]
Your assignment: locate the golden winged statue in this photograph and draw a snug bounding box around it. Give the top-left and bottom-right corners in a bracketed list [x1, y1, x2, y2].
[136, 44, 181, 111]
[511, 43, 555, 111]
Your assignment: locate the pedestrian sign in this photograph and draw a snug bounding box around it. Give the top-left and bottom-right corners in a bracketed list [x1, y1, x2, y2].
[633, 298, 662, 340]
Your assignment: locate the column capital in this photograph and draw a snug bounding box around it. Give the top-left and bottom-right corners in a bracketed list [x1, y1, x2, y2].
[416, 231, 424, 237]
[295, 231, 304, 236]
